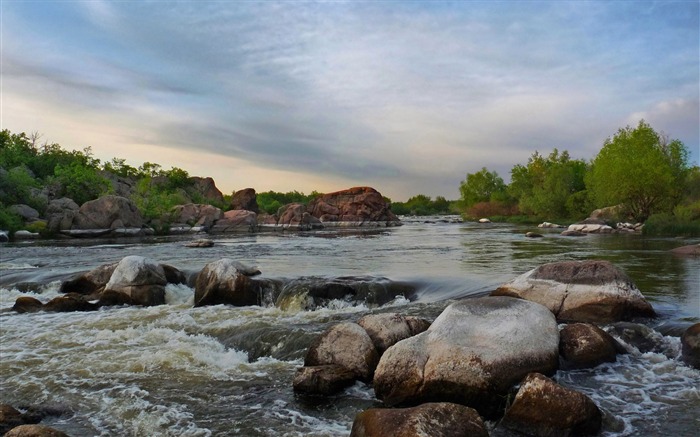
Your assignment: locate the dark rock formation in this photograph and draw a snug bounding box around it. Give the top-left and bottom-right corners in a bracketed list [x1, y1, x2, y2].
[493, 260, 656, 323]
[230, 188, 259, 213]
[189, 176, 224, 204]
[4, 424, 69, 437]
[306, 187, 400, 226]
[350, 402, 489, 437]
[194, 259, 262, 307]
[45, 198, 79, 232]
[60, 263, 118, 297]
[12, 296, 44, 313]
[44, 294, 98, 312]
[559, 323, 623, 369]
[681, 323, 700, 369]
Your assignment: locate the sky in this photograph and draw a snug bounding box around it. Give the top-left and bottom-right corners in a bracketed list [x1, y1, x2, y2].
[2, 0, 698, 201]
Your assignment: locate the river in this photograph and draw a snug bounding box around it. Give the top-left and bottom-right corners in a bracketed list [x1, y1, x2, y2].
[1, 218, 698, 436]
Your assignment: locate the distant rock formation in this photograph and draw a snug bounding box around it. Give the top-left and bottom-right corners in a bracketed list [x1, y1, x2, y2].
[230, 188, 259, 213]
[306, 186, 400, 227]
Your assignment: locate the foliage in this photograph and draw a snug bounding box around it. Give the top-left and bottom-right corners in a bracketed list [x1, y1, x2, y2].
[465, 200, 519, 219]
[390, 194, 456, 216]
[459, 167, 508, 208]
[0, 165, 39, 206]
[130, 177, 190, 222]
[54, 162, 112, 206]
[642, 211, 700, 237]
[103, 158, 139, 178]
[257, 190, 322, 215]
[586, 120, 690, 222]
[0, 204, 23, 232]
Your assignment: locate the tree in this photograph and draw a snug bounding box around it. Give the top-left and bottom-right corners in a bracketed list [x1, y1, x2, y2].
[586, 120, 690, 222]
[459, 167, 507, 208]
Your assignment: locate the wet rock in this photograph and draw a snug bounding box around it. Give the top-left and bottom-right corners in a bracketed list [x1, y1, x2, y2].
[525, 232, 544, 238]
[0, 404, 38, 435]
[292, 364, 357, 396]
[606, 322, 667, 354]
[169, 203, 223, 229]
[72, 195, 143, 230]
[162, 264, 187, 285]
[306, 187, 400, 227]
[681, 323, 700, 370]
[103, 256, 167, 306]
[304, 322, 379, 382]
[44, 294, 98, 312]
[350, 402, 489, 437]
[670, 244, 700, 257]
[60, 263, 118, 296]
[357, 313, 431, 355]
[566, 218, 614, 234]
[0, 230, 8, 242]
[559, 323, 623, 369]
[194, 259, 262, 307]
[209, 209, 257, 233]
[492, 260, 656, 323]
[560, 230, 587, 237]
[4, 424, 69, 437]
[12, 296, 43, 313]
[538, 222, 565, 228]
[184, 239, 214, 248]
[496, 373, 601, 437]
[230, 188, 259, 213]
[373, 297, 559, 417]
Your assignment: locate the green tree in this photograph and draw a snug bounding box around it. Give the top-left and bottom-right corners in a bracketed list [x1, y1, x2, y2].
[586, 120, 690, 222]
[459, 167, 507, 208]
[54, 162, 111, 205]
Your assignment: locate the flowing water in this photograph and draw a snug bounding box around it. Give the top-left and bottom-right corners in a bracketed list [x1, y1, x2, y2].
[1, 218, 699, 436]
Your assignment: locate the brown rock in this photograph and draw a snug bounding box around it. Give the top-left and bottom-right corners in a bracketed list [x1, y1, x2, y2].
[59, 263, 118, 296]
[45, 198, 79, 232]
[292, 364, 357, 395]
[681, 323, 700, 369]
[559, 323, 622, 368]
[230, 188, 259, 213]
[209, 209, 257, 233]
[72, 195, 143, 229]
[306, 187, 400, 226]
[189, 177, 224, 204]
[12, 296, 43, 313]
[670, 244, 700, 257]
[350, 403, 489, 437]
[497, 373, 601, 437]
[357, 313, 431, 354]
[493, 260, 656, 323]
[304, 322, 379, 382]
[169, 203, 223, 228]
[194, 259, 262, 307]
[0, 404, 32, 435]
[4, 424, 69, 437]
[44, 294, 98, 312]
[275, 203, 323, 230]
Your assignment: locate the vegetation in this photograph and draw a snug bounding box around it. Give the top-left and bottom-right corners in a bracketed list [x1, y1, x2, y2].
[256, 190, 323, 215]
[390, 194, 457, 216]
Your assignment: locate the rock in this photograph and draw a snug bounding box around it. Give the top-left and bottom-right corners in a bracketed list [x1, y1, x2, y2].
[292, 364, 357, 396]
[304, 322, 379, 382]
[45, 198, 79, 232]
[9, 204, 39, 221]
[189, 176, 224, 204]
[525, 232, 544, 238]
[607, 322, 666, 354]
[12, 296, 43, 313]
[4, 424, 69, 437]
[13, 231, 40, 239]
[538, 222, 565, 228]
[373, 297, 559, 417]
[559, 323, 622, 369]
[185, 239, 214, 248]
[350, 402, 489, 437]
[357, 313, 431, 354]
[169, 204, 223, 229]
[209, 209, 257, 233]
[194, 259, 262, 307]
[681, 323, 700, 369]
[589, 204, 624, 221]
[560, 230, 586, 237]
[306, 187, 400, 227]
[275, 203, 323, 230]
[103, 256, 167, 306]
[0, 404, 39, 435]
[44, 294, 98, 312]
[72, 195, 143, 230]
[0, 230, 8, 242]
[478, 218, 491, 223]
[162, 264, 187, 285]
[566, 222, 614, 234]
[492, 260, 656, 323]
[497, 373, 601, 437]
[230, 188, 259, 213]
[60, 263, 118, 296]
[670, 244, 700, 257]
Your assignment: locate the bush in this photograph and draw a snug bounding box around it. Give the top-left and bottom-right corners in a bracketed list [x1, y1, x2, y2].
[643, 212, 700, 237]
[0, 204, 23, 232]
[466, 200, 519, 219]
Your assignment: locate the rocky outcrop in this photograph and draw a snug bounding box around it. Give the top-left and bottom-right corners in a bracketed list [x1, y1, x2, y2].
[306, 187, 400, 227]
[681, 323, 700, 370]
[292, 364, 357, 396]
[559, 323, 623, 369]
[102, 256, 168, 306]
[496, 373, 601, 437]
[350, 403, 489, 437]
[304, 322, 379, 383]
[373, 297, 559, 417]
[230, 188, 259, 213]
[538, 222, 565, 228]
[4, 424, 69, 437]
[275, 203, 323, 231]
[71, 195, 143, 230]
[189, 176, 224, 204]
[194, 259, 262, 307]
[357, 313, 431, 354]
[209, 210, 257, 233]
[492, 260, 656, 323]
[45, 198, 79, 232]
[169, 203, 223, 229]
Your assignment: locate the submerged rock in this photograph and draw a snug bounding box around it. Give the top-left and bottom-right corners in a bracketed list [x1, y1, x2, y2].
[292, 364, 357, 396]
[0, 404, 39, 435]
[373, 297, 559, 417]
[559, 323, 623, 369]
[44, 294, 98, 312]
[496, 373, 601, 437]
[350, 402, 489, 437]
[670, 244, 700, 257]
[12, 296, 43, 313]
[681, 323, 700, 370]
[492, 260, 656, 323]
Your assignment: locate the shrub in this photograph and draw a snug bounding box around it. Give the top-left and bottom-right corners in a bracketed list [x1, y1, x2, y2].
[643, 212, 700, 237]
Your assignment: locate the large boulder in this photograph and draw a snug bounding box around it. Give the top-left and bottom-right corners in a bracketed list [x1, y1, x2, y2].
[304, 322, 379, 382]
[102, 256, 167, 306]
[373, 297, 559, 417]
[681, 323, 700, 370]
[357, 313, 431, 354]
[209, 210, 257, 233]
[60, 263, 118, 297]
[306, 187, 400, 226]
[492, 260, 656, 323]
[12, 296, 44, 313]
[194, 259, 262, 307]
[230, 188, 259, 213]
[189, 176, 224, 204]
[169, 203, 223, 229]
[350, 403, 489, 437]
[496, 373, 601, 437]
[72, 195, 143, 230]
[45, 198, 80, 232]
[275, 203, 322, 231]
[559, 323, 623, 369]
[9, 204, 40, 221]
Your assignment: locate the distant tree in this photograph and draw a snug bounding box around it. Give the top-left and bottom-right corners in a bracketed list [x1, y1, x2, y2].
[459, 167, 507, 208]
[586, 120, 690, 222]
[103, 158, 139, 178]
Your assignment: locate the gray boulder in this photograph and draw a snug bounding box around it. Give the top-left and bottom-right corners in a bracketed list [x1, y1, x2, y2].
[492, 260, 656, 323]
[103, 256, 167, 306]
[373, 297, 559, 417]
[9, 204, 39, 221]
[209, 210, 257, 233]
[194, 258, 262, 306]
[559, 323, 623, 369]
[72, 195, 143, 230]
[304, 322, 379, 382]
[169, 203, 223, 229]
[46, 198, 79, 232]
[357, 313, 431, 354]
